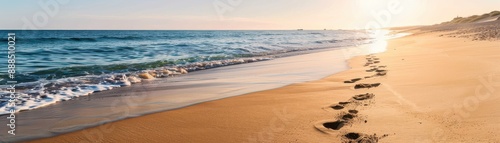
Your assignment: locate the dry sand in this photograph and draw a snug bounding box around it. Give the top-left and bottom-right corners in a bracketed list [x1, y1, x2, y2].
[27, 27, 500, 143]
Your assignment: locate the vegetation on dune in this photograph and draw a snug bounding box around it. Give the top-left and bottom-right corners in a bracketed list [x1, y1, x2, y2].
[490, 11, 500, 17]
[441, 10, 500, 24]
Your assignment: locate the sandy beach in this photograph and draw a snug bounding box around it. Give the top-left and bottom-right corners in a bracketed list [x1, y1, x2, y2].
[25, 20, 500, 143]
[3, 1, 500, 143]
[1, 44, 372, 142]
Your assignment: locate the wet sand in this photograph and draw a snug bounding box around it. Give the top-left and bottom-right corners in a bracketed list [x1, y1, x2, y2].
[28, 23, 500, 142]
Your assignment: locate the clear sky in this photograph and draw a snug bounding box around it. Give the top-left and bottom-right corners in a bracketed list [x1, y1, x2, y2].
[2, 0, 499, 30]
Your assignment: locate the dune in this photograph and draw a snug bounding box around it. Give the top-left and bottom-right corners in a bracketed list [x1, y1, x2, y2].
[441, 10, 500, 24]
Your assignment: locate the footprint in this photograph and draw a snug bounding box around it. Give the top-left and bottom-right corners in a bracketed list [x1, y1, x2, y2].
[353, 93, 375, 100]
[344, 132, 362, 140]
[344, 78, 362, 83]
[348, 110, 359, 114]
[339, 101, 351, 105]
[343, 132, 388, 143]
[354, 83, 381, 89]
[323, 120, 345, 130]
[315, 112, 359, 132]
[376, 71, 387, 76]
[366, 68, 377, 72]
[330, 104, 345, 110]
[341, 113, 356, 120]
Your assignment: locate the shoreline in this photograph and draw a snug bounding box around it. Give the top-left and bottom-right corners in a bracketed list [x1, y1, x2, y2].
[18, 35, 395, 142]
[0, 29, 379, 119]
[2, 39, 390, 142]
[27, 26, 500, 142]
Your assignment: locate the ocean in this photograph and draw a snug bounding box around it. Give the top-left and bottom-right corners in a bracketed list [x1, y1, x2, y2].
[0, 30, 375, 115]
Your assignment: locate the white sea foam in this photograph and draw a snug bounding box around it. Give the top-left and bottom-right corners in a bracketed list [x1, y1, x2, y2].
[0, 83, 121, 115]
[0, 57, 274, 115]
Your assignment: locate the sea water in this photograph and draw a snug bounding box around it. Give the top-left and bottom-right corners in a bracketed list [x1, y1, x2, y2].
[0, 30, 374, 115]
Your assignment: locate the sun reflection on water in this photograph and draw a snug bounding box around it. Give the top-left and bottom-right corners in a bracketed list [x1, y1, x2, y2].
[366, 30, 410, 54]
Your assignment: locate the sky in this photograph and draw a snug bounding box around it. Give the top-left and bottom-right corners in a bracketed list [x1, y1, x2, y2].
[1, 0, 499, 30]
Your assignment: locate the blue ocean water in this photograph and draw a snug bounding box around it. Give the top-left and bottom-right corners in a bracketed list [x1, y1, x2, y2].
[0, 30, 377, 116]
[0, 30, 372, 83]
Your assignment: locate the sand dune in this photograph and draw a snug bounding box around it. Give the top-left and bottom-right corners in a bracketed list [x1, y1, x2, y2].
[441, 11, 500, 24]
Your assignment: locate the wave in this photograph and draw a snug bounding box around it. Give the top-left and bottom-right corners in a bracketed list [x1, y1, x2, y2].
[1, 34, 229, 43]
[0, 56, 273, 116]
[313, 37, 374, 44]
[68, 37, 97, 42]
[314, 39, 342, 44]
[6, 36, 145, 43]
[175, 43, 190, 47]
[0, 54, 255, 84]
[262, 33, 284, 36]
[0, 30, 381, 116]
[0, 39, 362, 85]
[309, 32, 324, 35]
[100, 36, 144, 40]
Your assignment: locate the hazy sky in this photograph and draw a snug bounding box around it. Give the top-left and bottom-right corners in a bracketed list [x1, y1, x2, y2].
[2, 0, 499, 30]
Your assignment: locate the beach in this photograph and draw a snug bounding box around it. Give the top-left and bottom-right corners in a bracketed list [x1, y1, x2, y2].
[26, 21, 500, 143]
[2, 1, 499, 143]
[0, 30, 380, 142]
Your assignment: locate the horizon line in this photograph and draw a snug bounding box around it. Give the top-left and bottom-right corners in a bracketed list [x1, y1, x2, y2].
[0, 28, 404, 31]
[0, 24, 428, 31]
